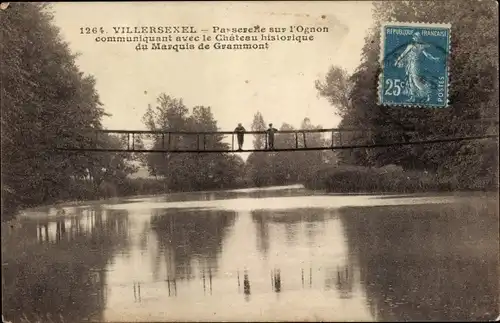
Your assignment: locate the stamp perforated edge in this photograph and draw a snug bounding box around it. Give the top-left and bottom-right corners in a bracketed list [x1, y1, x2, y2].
[377, 21, 452, 108]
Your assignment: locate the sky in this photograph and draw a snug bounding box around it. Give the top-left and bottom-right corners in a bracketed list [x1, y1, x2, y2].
[51, 1, 374, 134]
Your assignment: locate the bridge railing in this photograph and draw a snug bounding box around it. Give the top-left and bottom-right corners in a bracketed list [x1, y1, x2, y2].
[89, 128, 380, 152]
[56, 126, 499, 153]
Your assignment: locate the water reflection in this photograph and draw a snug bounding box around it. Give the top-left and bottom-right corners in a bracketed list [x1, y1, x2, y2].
[243, 270, 251, 301]
[133, 282, 142, 302]
[4, 190, 496, 322]
[150, 208, 237, 281]
[335, 265, 354, 299]
[251, 209, 330, 257]
[131, 185, 311, 204]
[252, 211, 271, 257]
[2, 208, 130, 323]
[166, 276, 178, 297]
[272, 269, 282, 293]
[201, 267, 213, 295]
[339, 200, 499, 321]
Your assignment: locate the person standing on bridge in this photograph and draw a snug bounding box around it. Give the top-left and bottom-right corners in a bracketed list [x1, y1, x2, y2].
[234, 123, 246, 151]
[266, 123, 278, 150]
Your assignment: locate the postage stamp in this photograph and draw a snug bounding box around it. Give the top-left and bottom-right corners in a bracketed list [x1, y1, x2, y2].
[378, 22, 451, 108]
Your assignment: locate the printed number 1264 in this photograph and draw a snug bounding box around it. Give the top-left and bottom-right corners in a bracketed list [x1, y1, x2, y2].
[80, 27, 105, 34]
[384, 79, 405, 96]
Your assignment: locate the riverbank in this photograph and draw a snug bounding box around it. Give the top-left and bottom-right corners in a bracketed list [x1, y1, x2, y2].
[303, 165, 499, 194]
[0, 179, 284, 223]
[1, 177, 167, 222]
[3, 164, 498, 222]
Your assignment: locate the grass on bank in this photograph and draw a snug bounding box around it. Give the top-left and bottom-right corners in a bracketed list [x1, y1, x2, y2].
[303, 164, 498, 193]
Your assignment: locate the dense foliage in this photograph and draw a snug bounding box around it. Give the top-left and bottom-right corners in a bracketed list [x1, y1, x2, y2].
[0, 3, 164, 219]
[245, 112, 333, 187]
[141, 95, 247, 191]
[303, 165, 452, 193]
[3, 3, 101, 215]
[315, 0, 499, 190]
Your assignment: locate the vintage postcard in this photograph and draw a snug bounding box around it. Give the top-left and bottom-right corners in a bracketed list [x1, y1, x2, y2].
[1, 1, 498, 323]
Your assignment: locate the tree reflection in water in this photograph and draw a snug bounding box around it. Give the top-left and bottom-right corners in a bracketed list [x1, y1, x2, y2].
[149, 208, 237, 284]
[272, 268, 282, 293]
[339, 200, 499, 321]
[251, 208, 354, 297]
[251, 208, 328, 257]
[156, 186, 310, 204]
[2, 208, 130, 323]
[243, 270, 251, 302]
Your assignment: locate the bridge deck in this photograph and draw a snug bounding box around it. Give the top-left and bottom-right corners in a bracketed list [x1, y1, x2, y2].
[55, 128, 499, 153]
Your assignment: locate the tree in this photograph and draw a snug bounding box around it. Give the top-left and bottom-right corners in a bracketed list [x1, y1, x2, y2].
[317, 0, 498, 189]
[141, 94, 244, 191]
[295, 118, 328, 181]
[315, 66, 354, 117]
[245, 116, 330, 187]
[1, 3, 139, 218]
[1, 3, 103, 216]
[251, 111, 267, 149]
[272, 123, 298, 183]
[245, 112, 271, 186]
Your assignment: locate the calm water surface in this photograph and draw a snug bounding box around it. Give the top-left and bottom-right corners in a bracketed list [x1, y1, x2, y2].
[2, 186, 499, 322]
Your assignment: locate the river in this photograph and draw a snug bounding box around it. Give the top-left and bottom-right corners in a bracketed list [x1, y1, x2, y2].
[2, 185, 498, 322]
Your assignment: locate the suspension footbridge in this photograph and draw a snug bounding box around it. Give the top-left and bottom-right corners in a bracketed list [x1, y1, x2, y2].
[55, 127, 499, 154]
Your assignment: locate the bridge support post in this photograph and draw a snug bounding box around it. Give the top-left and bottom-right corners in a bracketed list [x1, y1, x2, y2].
[295, 132, 298, 149]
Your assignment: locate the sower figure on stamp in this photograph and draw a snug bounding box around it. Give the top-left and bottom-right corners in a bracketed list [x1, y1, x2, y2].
[234, 123, 246, 151]
[266, 123, 278, 150]
[394, 31, 440, 103]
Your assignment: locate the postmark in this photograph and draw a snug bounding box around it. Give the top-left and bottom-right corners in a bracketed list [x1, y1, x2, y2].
[378, 22, 451, 108]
